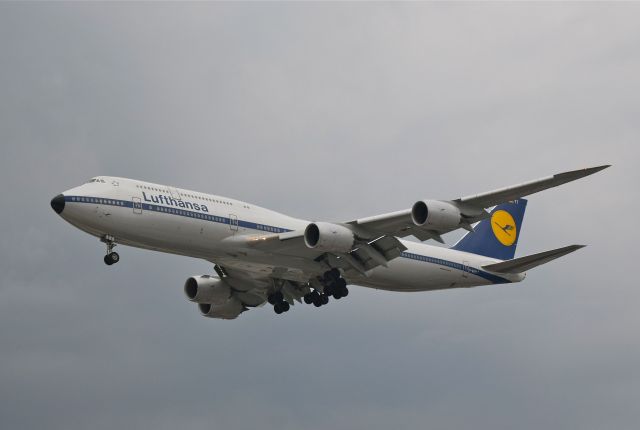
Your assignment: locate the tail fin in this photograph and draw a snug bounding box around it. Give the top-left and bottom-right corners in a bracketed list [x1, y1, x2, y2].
[451, 199, 527, 260]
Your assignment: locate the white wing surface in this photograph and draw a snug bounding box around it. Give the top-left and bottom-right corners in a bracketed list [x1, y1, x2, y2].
[348, 165, 609, 242]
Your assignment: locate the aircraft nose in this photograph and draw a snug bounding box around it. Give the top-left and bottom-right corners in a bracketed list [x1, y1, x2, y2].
[50, 194, 65, 214]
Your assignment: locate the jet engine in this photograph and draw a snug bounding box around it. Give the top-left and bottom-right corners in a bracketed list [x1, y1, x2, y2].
[184, 275, 231, 305]
[198, 297, 245, 320]
[411, 200, 461, 230]
[304, 222, 355, 253]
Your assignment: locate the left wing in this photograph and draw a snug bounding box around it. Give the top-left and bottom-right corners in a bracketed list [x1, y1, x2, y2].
[222, 231, 407, 277]
[193, 263, 313, 319]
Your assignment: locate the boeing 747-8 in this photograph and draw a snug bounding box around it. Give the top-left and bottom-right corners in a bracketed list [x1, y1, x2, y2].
[50, 166, 609, 319]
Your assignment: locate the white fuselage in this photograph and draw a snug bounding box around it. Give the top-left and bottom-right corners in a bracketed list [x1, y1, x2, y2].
[54, 177, 523, 292]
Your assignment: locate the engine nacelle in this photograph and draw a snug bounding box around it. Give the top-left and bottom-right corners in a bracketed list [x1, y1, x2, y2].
[198, 297, 244, 320]
[304, 222, 355, 253]
[184, 275, 231, 305]
[411, 200, 462, 230]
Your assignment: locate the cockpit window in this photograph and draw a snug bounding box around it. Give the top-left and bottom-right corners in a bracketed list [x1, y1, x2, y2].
[86, 178, 106, 183]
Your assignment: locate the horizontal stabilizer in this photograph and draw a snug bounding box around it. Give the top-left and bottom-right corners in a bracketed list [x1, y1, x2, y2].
[482, 245, 585, 274]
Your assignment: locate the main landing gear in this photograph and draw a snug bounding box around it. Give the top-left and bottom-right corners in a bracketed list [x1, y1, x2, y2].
[101, 235, 120, 266]
[303, 268, 349, 308]
[268, 269, 349, 315]
[267, 291, 291, 315]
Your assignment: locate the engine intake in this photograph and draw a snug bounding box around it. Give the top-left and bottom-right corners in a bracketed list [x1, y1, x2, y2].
[411, 200, 461, 230]
[304, 222, 355, 253]
[184, 275, 231, 305]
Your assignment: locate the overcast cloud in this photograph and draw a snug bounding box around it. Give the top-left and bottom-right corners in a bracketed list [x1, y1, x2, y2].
[0, 3, 638, 430]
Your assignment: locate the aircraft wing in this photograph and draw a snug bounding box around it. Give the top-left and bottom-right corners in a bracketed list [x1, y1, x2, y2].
[217, 166, 607, 279]
[206, 233, 408, 317]
[348, 165, 610, 243]
[221, 230, 407, 276]
[209, 264, 310, 307]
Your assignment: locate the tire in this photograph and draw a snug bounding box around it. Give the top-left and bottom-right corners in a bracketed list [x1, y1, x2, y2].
[328, 268, 340, 280]
[109, 252, 119, 263]
[282, 302, 290, 312]
[342, 287, 349, 297]
[104, 255, 113, 266]
[274, 303, 283, 314]
[321, 294, 329, 305]
[336, 278, 347, 288]
[303, 294, 313, 304]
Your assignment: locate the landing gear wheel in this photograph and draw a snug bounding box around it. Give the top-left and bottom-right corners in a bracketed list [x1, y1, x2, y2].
[333, 283, 348, 299]
[321, 294, 329, 305]
[312, 295, 323, 307]
[303, 294, 314, 304]
[323, 268, 340, 283]
[104, 252, 119, 265]
[273, 300, 290, 314]
[108, 252, 119, 264]
[101, 235, 119, 266]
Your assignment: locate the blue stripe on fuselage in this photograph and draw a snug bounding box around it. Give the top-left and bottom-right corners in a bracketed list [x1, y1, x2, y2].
[64, 195, 291, 233]
[401, 251, 511, 284]
[64, 195, 511, 284]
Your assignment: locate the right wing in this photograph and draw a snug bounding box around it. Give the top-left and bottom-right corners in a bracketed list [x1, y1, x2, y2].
[348, 165, 610, 242]
[456, 166, 610, 208]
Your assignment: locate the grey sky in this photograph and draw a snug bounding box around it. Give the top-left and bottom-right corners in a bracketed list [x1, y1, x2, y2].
[0, 3, 638, 430]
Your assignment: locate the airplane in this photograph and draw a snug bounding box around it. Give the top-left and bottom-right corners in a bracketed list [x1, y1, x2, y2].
[50, 166, 609, 319]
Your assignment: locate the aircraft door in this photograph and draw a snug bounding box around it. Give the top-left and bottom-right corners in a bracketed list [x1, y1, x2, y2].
[167, 186, 181, 200]
[132, 197, 142, 214]
[229, 214, 238, 232]
[462, 260, 470, 279]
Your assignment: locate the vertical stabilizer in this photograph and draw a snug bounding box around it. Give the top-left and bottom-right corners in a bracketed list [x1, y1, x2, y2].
[451, 199, 527, 260]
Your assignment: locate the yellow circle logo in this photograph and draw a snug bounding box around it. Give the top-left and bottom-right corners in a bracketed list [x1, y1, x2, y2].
[491, 210, 517, 246]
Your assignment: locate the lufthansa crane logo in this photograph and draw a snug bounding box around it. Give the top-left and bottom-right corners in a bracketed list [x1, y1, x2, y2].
[491, 210, 517, 246]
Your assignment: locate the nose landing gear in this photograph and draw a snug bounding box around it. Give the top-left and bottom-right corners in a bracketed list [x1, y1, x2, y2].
[101, 235, 120, 266]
